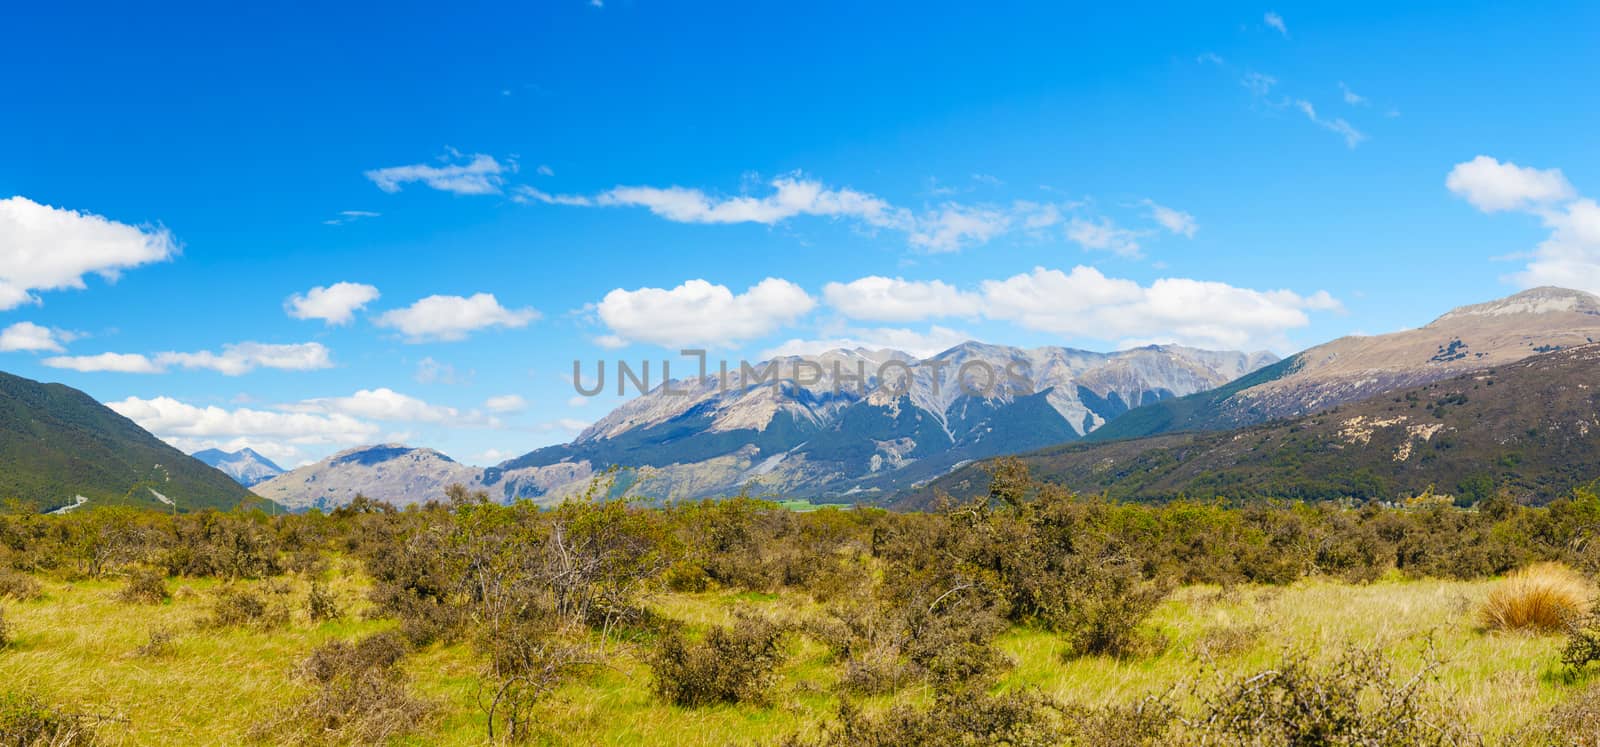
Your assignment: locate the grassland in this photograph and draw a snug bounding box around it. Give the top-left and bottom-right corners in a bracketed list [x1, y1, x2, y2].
[0, 562, 1585, 745]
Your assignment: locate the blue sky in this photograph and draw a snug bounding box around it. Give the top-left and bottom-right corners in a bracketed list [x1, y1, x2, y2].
[3, 1, 1598, 467]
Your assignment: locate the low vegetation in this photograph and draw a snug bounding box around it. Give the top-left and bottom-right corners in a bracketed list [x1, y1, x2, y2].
[1, 464, 1600, 743]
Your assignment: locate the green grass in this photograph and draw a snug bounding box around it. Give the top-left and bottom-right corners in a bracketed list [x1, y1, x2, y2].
[773, 499, 852, 513]
[0, 567, 1585, 745]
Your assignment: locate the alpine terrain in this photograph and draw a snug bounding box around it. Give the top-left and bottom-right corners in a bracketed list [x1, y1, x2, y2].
[191, 447, 285, 487]
[251, 444, 488, 511]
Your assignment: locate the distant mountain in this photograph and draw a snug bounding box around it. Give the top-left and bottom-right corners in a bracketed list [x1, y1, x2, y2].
[252, 444, 486, 511]
[907, 343, 1600, 508]
[191, 447, 284, 486]
[1089, 287, 1600, 443]
[484, 342, 1276, 504]
[0, 370, 259, 512]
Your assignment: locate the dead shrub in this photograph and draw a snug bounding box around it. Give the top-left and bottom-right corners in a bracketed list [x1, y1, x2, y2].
[254, 632, 433, 745]
[650, 617, 787, 707]
[1533, 680, 1600, 746]
[1480, 562, 1592, 633]
[1194, 623, 1264, 660]
[0, 607, 10, 649]
[116, 569, 170, 605]
[0, 692, 98, 746]
[207, 587, 288, 630]
[0, 570, 42, 602]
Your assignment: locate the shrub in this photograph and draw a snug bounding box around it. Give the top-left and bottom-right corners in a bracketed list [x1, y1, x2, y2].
[116, 569, 170, 605]
[1183, 643, 1479, 746]
[254, 632, 432, 744]
[650, 618, 786, 707]
[306, 581, 342, 622]
[0, 692, 97, 746]
[1534, 681, 1600, 746]
[208, 587, 288, 630]
[0, 606, 10, 649]
[1480, 562, 1592, 632]
[788, 689, 1070, 747]
[0, 570, 41, 601]
[135, 628, 176, 658]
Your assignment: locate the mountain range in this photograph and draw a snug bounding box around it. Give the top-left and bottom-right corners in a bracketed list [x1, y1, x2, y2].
[250, 444, 485, 511]
[907, 340, 1600, 508]
[0, 370, 258, 512]
[192, 447, 285, 487]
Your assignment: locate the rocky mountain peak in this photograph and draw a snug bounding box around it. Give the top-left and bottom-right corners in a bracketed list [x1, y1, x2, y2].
[1432, 286, 1600, 324]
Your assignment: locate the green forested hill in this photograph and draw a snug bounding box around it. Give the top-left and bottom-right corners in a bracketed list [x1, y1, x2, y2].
[903, 344, 1600, 508]
[0, 370, 257, 511]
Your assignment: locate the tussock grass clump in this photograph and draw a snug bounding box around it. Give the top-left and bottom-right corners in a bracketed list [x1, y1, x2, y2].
[115, 569, 170, 605]
[1480, 562, 1592, 632]
[0, 570, 41, 602]
[650, 618, 787, 707]
[0, 692, 98, 746]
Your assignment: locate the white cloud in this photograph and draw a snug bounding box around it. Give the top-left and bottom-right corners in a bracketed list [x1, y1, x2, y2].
[567, 395, 589, 408]
[763, 325, 971, 359]
[1449, 157, 1600, 294]
[1293, 100, 1366, 148]
[0, 196, 178, 310]
[1143, 200, 1198, 238]
[1264, 11, 1288, 36]
[595, 278, 816, 348]
[323, 210, 380, 226]
[485, 394, 527, 414]
[414, 357, 468, 385]
[520, 174, 1090, 253]
[43, 352, 162, 373]
[475, 448, 513, 464]
[1446, 155, 1575, 213]
[1067, 217, 1144, 258]
[288, 387, 466, 423]
[108, 396, 381, 466]
[539, 418, 591, 433]
[285, 282, 380, 325]
[1339, 82, 1368, 106]
[157, 342, 333, 375]
[1242, 72, 1277, 96]
[822, 277, 983, 322]
[0, 322, 69, 353]
[44, 342, 333, 376]
[375, 293, 539, 342]
[365, 153, 506, 195]
[980, 266, 1339, 351]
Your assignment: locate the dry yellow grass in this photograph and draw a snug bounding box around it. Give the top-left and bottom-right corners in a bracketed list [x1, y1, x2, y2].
[1480, 562, 1595, 633]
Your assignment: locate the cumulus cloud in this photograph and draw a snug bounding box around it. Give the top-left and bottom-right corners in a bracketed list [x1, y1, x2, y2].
[285, 282, 380, 325]
[980, 266, 1339, 351]
[1449, 156, 1600, 294]
[43, 352, 162, 373]
[1446, 155, 1575, 213]
[822, 277, 983, 322]
[44, 342, 333, 375]
[0, 321, 70, 353]
[286, 387, 472, 424]
[595, 278, 816, 348]
[1067, 217, 1144, 258]
[108, 396, 382, 466]
[375, 293, 539, 342]
[365, 153, 506, 195]
[0, 196, 178, 310]
[907, 204, 1014, 252]
[763, 325, 972, 359]
[485, 394, 527, 414]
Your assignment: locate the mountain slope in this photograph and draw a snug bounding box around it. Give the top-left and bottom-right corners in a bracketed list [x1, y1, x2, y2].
[1089, 287, 1600, 442]
[909, 343, 1600, 508]
[486, 342, 1276, 503]
[0, 370, 258, 511]
[252, 444, 487, 511]
[192, 448, 284, 487]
